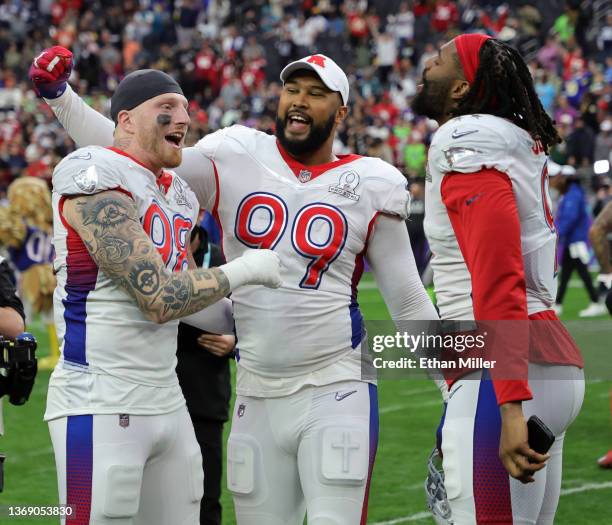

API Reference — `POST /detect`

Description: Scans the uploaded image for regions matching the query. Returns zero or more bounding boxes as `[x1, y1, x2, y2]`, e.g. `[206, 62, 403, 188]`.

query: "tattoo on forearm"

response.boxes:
[129, 260, 161, 296]
[66, 191, 230, 322]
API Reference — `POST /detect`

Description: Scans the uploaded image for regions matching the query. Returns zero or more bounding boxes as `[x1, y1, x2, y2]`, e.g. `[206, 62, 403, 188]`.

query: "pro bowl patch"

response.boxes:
[329, 170, 360, 201]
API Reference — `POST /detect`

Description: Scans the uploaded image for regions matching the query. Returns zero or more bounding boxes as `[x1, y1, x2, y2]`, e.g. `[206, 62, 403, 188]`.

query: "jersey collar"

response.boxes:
[276, 140, 361, 182]
[107, 147, 173, 194]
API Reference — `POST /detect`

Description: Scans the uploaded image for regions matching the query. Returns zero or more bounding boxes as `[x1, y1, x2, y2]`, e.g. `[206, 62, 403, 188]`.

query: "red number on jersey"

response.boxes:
[540, 162, 559, 275]
[172, 215, 193, 271]
[234, 194, 348, 289]
[143, 201, 193, 272]
[234, 192, 288, 249]
[292, 204, 348, 289]
[540, 163, 555, 232]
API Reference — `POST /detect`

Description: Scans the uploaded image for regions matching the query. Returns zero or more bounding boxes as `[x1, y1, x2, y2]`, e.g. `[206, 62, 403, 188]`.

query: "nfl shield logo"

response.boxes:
[298, 169, 312, 183]
[119, 414, 130, 428]
[73, 165, 98, 193]
[238, 404, 246, 418]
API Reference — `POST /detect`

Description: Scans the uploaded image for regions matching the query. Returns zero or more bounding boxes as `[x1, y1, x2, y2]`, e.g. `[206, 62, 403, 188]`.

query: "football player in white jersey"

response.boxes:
[31, 49, 438, 524]
[43, 68, 281, 525]
[412, 34, 585, 523]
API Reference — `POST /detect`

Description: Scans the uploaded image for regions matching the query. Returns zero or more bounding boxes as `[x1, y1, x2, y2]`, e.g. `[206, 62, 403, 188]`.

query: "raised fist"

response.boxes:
[29, 46, 74, 99]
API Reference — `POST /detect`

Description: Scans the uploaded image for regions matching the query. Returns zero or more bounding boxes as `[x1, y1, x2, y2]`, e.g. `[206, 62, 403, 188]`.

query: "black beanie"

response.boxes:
[110, 69, 184, 123]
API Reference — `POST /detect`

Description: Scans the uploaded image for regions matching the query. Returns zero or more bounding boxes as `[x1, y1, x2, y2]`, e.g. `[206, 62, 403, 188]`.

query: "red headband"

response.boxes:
[454, 34, 491, 85]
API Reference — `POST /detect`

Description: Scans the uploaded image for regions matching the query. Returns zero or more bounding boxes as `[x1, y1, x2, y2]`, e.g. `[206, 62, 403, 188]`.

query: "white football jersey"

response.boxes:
[191, 126, 409, 396]
[46, 146, 199, 420]
[424, 114, 557, 319]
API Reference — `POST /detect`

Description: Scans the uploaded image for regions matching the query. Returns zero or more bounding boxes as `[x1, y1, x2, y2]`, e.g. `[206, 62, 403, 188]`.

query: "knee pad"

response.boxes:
[186, 450, 204, 504]
[440, 425, 463, 501]
[103, 464, 143, 518]
[227, 435, 258, 496]
[319, 426, 368, 486]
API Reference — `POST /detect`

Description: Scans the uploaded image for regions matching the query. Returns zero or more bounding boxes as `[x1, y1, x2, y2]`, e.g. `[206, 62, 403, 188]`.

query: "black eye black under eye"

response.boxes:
[157, 114, 171, 126]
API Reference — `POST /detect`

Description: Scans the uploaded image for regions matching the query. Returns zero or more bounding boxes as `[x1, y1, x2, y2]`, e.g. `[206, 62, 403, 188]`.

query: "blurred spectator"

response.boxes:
[367, 137, 393, 164]
[567, 117, 596, 168]
[535, 71, 557, 115]
[537, 35, 562, 73]
[431, 0, 458, 34]
[417, 42, 437, 76]
[597, 13, 612, 62]
[555, 95, 578, 124]
[387, 1, 415, 53]
[403, 130, 427, 179]
[593, 177, 612, 218]
[595, 119, 612, 164]
[552, 6, 575, 44]
[406, 178, 429, 276]
[176, 0, 200, 49]
[0, 0, 607, 214]
[375, 30, 397, 86]
[551, 166, 604, 317]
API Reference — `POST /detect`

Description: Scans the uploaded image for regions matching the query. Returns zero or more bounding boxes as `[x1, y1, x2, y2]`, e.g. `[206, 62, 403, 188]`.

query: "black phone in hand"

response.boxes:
[527, 415, 555, 455]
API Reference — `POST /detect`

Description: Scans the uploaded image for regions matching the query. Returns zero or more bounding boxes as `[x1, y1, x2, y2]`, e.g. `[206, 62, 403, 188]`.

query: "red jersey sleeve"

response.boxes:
[440, 169, 532, 405]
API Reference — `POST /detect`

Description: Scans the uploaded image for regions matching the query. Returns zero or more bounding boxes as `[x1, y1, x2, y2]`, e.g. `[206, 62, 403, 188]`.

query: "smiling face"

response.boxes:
[411, 41, 469, 123]
[275, 70, 346, 158]
[118, 92, 190, 169]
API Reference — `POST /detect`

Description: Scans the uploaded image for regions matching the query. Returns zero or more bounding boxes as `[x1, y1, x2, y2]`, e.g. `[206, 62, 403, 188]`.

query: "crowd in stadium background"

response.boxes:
[0, 0, 610, 209]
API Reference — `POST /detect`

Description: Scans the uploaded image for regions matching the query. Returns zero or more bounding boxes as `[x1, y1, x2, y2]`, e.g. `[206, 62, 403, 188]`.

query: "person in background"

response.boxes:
[551, 165, 605, 317]
[0, 255, 25, 341]
[566, 116, 595, 169]
[589, 200, 612, 467]
[594, 119, 612, 169]
[593, 176, 612, 218]
[177, 225, 234, 525]
[0, 177, 58, 369]
[0, 253, 29, 492]
[405, 178, 429, 277]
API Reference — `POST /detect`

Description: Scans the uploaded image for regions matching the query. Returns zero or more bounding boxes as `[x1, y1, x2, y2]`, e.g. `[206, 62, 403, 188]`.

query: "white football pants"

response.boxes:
[441, 364, 584, 524]
[48, 406, 203, 525]
[227, 380, 378, 525]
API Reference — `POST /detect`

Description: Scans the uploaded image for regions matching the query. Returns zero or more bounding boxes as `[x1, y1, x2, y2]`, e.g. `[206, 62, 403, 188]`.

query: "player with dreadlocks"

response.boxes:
[415, 34, 585, 524]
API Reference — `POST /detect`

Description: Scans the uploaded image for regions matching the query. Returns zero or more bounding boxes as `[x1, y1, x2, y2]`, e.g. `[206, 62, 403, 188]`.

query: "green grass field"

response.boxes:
[1, 274, 610, 524]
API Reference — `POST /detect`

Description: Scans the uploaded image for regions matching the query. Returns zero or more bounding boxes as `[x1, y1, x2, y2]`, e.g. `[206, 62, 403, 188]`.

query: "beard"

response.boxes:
[275, 112, 336, 157]
[139, 127, 182, 168]
[160, 144, 182, 168]
[411, 77, 454, 121]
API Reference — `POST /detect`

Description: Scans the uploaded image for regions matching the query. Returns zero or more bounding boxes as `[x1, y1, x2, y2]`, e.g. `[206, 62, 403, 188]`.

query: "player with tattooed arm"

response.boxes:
[43, 68, 281, 525]
[31, 48, 438, 524]
[590, 201, 612, 468]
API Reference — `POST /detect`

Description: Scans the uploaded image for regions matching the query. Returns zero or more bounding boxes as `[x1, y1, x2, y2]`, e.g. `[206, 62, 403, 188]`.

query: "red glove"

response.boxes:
[29, 46, 74, 99]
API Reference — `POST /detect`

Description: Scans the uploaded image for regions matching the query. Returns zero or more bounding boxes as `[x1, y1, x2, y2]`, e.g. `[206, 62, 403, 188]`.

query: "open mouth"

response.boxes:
[164, 131, 184, 149]
[286, 112, 312, 134]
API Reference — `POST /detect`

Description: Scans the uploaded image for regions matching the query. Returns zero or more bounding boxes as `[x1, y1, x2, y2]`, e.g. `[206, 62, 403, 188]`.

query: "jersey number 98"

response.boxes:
[143, 201, 192, 272]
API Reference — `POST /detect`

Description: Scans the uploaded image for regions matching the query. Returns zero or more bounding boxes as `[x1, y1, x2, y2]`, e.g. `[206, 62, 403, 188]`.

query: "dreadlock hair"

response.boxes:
[452, 39, 561, 153]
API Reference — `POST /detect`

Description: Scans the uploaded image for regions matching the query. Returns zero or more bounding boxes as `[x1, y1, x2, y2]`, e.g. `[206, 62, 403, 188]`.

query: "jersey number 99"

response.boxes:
[235, 192, 348, 289]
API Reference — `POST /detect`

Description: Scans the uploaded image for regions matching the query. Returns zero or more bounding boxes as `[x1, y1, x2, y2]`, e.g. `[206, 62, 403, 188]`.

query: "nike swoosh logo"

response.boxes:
[69, 152, 92, 160]
[448, 384, 463, 400]
[451, 129, 479, 139]
[466, 193, 483, 206]
[335, 390, 358, 401]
